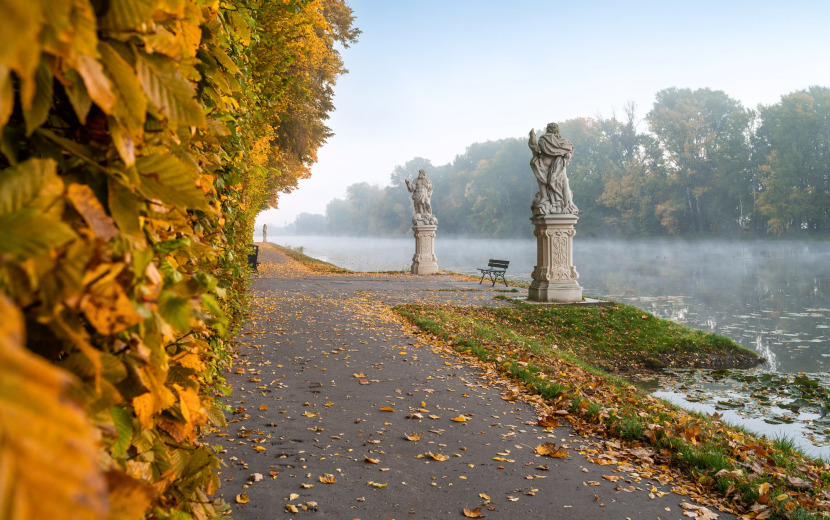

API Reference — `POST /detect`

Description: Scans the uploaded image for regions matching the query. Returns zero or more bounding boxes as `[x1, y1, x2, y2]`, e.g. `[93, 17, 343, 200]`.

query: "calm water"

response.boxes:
[271, 235, 830, 456]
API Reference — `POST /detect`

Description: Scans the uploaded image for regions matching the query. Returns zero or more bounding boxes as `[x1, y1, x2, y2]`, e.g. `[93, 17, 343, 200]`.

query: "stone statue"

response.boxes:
[528, 122, 578, 215]
[405, 169, 437, 225]
[262, 223, 267, 242]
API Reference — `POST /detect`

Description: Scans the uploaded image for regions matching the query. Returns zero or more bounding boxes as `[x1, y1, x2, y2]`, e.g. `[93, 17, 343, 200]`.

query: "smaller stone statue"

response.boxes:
[405, 169, 438, 225]
[262, 223, 267, 242]
[528, 122, 578, 215]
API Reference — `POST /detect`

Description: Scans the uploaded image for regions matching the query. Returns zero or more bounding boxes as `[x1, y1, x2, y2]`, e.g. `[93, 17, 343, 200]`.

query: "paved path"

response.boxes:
[208, 246, 733, 519]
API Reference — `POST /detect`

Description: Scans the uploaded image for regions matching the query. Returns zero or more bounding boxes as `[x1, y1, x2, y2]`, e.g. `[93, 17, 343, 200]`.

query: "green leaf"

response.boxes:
[108, 179, 142, 238]
[111, 406, 134, 458]
[23, 59, 53, 136]
[62, 68, 93, 124]
[98, 0, 154, 32]
[136, 154, 209, 210]
[99, 42, 147, 133]
[0, 158, 62, 215]
[136, 52, 206, 129]
[0, 209, 76, 262]
[159, 291, 192, 331]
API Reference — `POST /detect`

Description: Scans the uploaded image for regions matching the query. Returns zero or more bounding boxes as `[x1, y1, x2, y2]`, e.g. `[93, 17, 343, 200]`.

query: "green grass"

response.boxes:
[398, 300, 761, 374]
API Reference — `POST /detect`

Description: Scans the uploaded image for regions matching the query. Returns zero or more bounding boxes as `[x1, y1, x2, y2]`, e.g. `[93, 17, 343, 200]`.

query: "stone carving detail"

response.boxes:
[528, 123, 578, 216]
[410, 223, 438, 274]
[405, 169, 438, 225]
[528, 214, 582, 303]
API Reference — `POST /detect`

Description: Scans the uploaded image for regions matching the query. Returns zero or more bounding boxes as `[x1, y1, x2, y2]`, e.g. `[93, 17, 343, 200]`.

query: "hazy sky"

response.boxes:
[256, 0, 830, 227]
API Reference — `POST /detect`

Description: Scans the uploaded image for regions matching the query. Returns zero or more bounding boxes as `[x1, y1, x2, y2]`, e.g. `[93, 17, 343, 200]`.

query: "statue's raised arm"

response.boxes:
[528, 128, 539, 154]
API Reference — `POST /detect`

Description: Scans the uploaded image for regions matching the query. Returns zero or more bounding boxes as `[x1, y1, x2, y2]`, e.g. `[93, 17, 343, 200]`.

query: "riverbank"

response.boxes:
[266, 243, 830, 519]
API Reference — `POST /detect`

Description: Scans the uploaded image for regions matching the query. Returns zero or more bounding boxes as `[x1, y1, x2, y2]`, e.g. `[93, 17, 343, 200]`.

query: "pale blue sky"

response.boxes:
[258, 0, 830, 227]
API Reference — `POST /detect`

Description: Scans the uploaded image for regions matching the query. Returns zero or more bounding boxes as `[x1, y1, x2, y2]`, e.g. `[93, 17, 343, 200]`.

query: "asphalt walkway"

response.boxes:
[208, 246, 733, 519]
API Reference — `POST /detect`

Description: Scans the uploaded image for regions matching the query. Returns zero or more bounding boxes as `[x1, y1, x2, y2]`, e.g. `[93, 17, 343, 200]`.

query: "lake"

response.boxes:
[270, 235, 830, 456]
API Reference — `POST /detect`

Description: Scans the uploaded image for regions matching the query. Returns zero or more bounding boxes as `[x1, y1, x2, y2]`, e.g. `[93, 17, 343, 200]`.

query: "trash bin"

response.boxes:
[247, 244, 259, 272]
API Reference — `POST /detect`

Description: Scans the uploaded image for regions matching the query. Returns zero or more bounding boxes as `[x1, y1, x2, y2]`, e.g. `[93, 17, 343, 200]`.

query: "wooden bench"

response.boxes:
[247, 244, 260, 272]
[477, 259, 509, 287]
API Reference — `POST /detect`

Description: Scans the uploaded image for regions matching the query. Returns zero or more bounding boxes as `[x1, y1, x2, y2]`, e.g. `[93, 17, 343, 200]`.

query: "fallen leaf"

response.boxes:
[319, 474, 336, 484]
[235, 493, 249, 504]
[365, 456, 380, 464]
[379, 406, 395, 412]
[285, 504, 298, 513]
[367, 481, 387, 488]
[289, 493, 300, 500]
[536, 442, 568, 458]
[452, 415, 469, 423]
[405, 432, 424, 441]
[463, 506, 485, 518]
[429, 452, 449, 461]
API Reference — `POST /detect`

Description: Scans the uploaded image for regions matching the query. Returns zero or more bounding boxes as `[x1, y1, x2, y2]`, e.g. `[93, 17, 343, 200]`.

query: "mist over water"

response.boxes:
[270, 235, 830, 456]
[274, 235, 830, 374]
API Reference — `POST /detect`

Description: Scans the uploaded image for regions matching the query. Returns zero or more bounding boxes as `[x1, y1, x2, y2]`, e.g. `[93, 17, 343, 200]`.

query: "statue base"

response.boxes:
[528, 214, 583, 303]
[411, 224, 438, 274]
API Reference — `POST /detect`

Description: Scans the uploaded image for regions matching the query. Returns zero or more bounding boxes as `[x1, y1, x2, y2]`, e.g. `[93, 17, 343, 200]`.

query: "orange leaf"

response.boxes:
[463, 506, 484, 518]
[379, 406, 395, 412]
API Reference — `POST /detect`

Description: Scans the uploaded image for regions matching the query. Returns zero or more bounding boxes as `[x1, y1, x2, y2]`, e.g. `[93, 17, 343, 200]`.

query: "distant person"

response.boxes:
[528, 122, 578, 215]
[405, 169, 437, 225]
[262, 224, 267, 243]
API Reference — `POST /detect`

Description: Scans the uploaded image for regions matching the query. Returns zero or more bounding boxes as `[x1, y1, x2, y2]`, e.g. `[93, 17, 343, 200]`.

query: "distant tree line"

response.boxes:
[276, 86, 830, 238]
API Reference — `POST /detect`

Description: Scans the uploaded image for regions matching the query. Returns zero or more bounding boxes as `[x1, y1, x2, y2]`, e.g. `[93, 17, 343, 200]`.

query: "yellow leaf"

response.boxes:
[429, 452, 449, 461]
[76, 53, 115, 113]
[367, 481, 387, 488]
[379, 406, 395, 412]
[405, 432, 424, 441]
[319, 474, 336, 484]
[451, 415, 469, 422]
[285, 504, 298, 513]
[536, 442, 568, 458]
[105, 470, 155, 520]
[303, 412, 318, 417]
[253, 446, 266, 452]
[758, 482, 770, 496]
[0, 295, 107, 520]
[80, 279, 143, 335]
[236, 493, 249, 504]
[463, 506, 484, 518]
[364, 456, 380, 464]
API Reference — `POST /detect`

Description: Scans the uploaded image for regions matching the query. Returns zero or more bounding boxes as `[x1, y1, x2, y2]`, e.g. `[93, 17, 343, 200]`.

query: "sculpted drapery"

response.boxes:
[528, 123, 578, 215]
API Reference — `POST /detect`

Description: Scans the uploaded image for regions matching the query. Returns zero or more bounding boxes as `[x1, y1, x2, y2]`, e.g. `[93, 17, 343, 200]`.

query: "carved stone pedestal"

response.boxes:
[411, 224, 438, 274]
[528, 214, 583, 303]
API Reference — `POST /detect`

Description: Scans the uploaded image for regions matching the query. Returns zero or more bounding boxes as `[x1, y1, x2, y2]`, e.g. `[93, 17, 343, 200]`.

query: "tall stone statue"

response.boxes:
[405, 169, 438, 274]
[405, 169, 437, 225]
[262, 223, 267, 243]
[528, 123, 578, 215]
